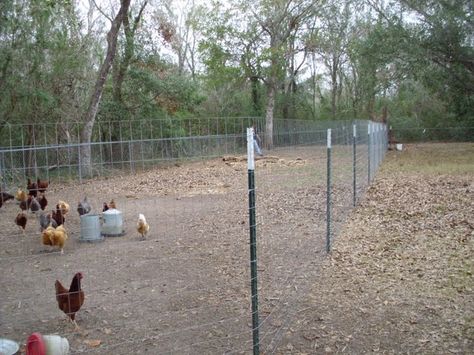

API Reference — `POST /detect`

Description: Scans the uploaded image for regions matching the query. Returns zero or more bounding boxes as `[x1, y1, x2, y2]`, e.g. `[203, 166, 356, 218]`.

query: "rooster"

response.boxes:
[55, 272, 85, 329]
[137, 213, 150, 239]
[15, 212, 27, 235]
[77, 196, 91, 216]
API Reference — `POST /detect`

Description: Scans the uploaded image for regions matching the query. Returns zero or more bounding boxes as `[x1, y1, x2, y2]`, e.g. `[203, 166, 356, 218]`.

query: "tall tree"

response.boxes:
[245, 0, 318, 149]
[80, 0, 131, 177]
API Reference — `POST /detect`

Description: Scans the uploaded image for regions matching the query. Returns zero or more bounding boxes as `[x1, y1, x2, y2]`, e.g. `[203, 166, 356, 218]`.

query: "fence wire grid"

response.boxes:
[0, 118, 386, 354]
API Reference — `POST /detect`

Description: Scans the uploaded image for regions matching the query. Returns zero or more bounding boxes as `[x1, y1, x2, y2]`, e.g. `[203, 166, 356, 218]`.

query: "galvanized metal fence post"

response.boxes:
[326, 128, 332, 253]
[367, 122, 371, 184]
[352, 124, 357, 207]
[247, 127, 260, 355]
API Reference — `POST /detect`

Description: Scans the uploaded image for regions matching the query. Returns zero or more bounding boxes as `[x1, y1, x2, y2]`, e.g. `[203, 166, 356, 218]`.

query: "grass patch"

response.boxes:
[383, 143, 474, 174]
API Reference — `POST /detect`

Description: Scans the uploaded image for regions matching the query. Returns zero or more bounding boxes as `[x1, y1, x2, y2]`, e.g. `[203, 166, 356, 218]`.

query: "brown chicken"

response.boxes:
[19, 196, 32, 211]
[37, 178, 49, 194]
[55, 272, 85, 328]
[15, 212, 27, 235]
[42, 225, 68, 254]
[52, 205, 65, 226]
[38, 194, 48, 211]
[27, 178, 38, 197]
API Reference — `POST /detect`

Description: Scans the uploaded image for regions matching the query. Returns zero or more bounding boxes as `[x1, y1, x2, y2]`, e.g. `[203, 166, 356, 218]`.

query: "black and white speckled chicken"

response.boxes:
[29, 196, 41, 214]
[40, 212, 57, 231]
[77, 197, 91, 216]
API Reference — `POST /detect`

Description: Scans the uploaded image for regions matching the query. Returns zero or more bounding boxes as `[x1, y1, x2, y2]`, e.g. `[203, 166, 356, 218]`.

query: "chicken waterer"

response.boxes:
[79, 214, 104, 242]
[101, 208, 125, 237]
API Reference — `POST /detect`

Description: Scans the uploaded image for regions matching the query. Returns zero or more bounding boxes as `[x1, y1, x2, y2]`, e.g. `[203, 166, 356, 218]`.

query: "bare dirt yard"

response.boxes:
[0, 142, 473, 354]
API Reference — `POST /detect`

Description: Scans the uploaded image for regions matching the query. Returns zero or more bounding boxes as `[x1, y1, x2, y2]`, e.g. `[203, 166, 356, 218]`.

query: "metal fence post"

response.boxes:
[326, 128, 332, 253]
[247, 127, 260, 355]
[352, 124, 357, 207]
[367, 123, 371, 184]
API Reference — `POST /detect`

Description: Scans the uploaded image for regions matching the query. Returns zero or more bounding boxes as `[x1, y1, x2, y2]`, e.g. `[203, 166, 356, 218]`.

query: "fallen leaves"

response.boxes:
[84, 339, 101, 347]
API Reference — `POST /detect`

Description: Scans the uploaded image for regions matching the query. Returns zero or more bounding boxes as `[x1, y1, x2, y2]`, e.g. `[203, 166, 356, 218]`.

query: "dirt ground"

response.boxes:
[0, 143, 473, 354]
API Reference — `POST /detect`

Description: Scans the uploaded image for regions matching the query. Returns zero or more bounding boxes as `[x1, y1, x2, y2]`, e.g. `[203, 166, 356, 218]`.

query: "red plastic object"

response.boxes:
[26, 332, 46, 355]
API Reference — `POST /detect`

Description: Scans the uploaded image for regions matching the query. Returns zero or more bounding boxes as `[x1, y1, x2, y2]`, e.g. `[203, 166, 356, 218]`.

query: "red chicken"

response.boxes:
[38, 194, 48, 211]
[27, 178, 38, 197]
[15, 212, 27, 235]
[55, 272, 85, 328]
[37, 177, 49, 194]
[52, 204, 65, 226]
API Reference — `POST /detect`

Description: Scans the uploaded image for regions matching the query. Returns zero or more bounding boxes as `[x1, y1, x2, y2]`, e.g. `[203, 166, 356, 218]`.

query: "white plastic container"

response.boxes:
[101, 209, 124, 237]
[396, 143, 403, 151]
[43, 335, 69, 355]
[80, 214, 103, 242]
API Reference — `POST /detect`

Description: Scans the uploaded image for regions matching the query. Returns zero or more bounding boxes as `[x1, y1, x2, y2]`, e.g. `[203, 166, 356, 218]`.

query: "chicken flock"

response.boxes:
[1, 177, 151, 330]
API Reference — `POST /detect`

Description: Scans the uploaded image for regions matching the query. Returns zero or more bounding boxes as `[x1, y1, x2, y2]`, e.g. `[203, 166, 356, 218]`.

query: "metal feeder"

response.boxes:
[101, 209, 125, 237]
[79, 214, 104, 242]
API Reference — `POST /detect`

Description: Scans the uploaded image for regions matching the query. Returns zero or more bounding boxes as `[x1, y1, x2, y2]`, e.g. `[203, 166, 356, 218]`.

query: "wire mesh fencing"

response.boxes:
[0, 118, 386, 354]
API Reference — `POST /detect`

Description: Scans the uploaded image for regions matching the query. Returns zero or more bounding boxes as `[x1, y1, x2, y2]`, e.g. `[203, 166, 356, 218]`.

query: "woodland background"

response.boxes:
[0, 0, 472, 149]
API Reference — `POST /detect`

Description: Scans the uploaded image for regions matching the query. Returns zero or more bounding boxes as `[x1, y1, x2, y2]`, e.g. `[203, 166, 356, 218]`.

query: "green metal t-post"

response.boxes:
[247, 127, 260, 355]
[368, 123, 371, 184]
[352, 124, 357, 207]
[326, 128, 332, 253]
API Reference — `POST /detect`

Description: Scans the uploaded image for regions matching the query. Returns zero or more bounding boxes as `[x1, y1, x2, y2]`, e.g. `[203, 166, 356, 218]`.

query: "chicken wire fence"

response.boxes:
[0, 118, 386, 354]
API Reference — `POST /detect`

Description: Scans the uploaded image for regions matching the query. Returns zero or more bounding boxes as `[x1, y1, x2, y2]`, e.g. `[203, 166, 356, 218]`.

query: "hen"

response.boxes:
[55, 272, 85, 328]
[38, 194, 48, 211]
[108, 199, 116, 209]
[52, 205, 65, 226]
[77, 196, 91, 216]
[39, 213, 57, 231]
[58, 200, 70, 215]
[42, 225, 68, 254]
[15, 212, 27, 235]
[102, 202, 109, 212]
[37, 178, 49, 194]
[27, 178, 38, 197]
[137, 213, 150, 239]
[19, 195, 32, 212]
[29, 196, 41, 214]
[15, 189, 27, 202]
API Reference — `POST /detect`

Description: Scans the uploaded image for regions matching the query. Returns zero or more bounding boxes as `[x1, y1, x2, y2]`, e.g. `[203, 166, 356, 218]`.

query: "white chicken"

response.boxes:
[137, 213, 150, 239]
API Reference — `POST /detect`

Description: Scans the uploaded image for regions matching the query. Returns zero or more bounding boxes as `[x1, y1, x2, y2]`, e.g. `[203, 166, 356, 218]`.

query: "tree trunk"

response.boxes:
[265, 82, 275, 150]
[250, 76, 261, 116]
[80, 0, 131, 178]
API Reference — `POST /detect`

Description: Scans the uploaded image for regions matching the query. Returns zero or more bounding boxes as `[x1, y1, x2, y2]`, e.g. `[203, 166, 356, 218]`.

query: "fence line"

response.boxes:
[0, 117, 389, 354]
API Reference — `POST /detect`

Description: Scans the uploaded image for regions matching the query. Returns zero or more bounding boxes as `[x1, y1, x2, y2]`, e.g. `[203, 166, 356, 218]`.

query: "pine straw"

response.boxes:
[276, 143, 474, 354]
